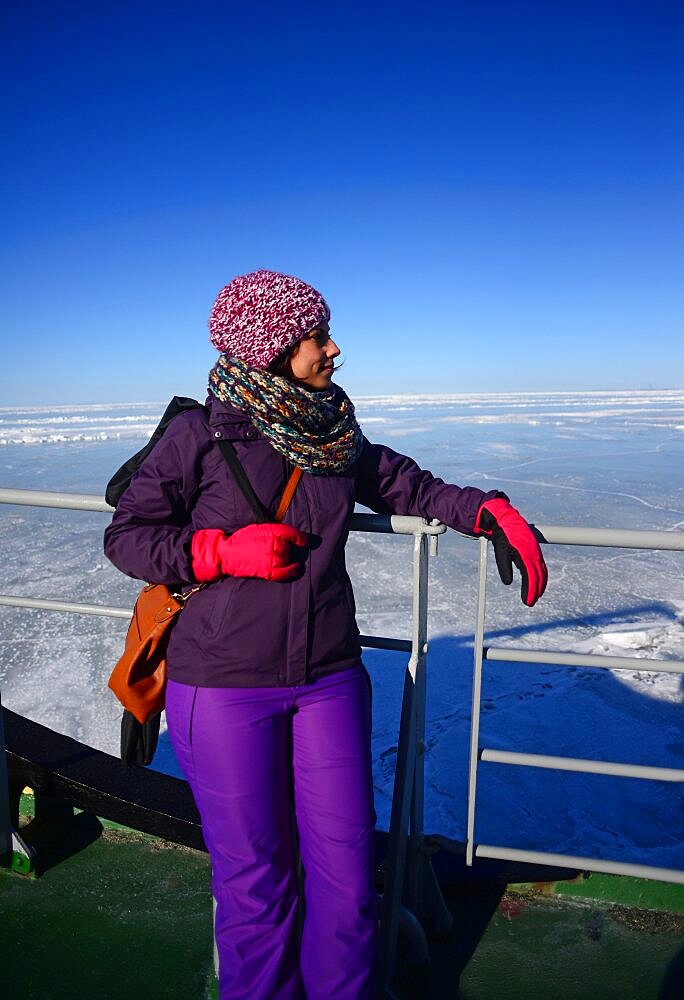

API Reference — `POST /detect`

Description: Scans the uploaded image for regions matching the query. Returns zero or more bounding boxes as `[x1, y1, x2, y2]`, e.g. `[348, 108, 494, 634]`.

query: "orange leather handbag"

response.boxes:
[108, 583, 204, 724]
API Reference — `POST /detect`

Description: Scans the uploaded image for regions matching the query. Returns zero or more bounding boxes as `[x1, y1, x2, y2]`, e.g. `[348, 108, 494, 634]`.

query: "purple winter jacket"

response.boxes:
[104, 396, 498, 688]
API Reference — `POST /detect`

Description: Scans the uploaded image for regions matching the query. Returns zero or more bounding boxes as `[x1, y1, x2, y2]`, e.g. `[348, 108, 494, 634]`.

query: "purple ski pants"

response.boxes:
[165, 667, 377, 999]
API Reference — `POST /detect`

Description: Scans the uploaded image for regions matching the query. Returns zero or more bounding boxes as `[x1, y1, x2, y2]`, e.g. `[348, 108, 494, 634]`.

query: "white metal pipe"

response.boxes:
[466, 537, 489, 867]
[533, 523, 684, 551]
[0, 596, 419, 646]
[0, 488, 447, 538]
[380, 528, 442, 988]
[451, 522, 684, 551]
[0, 597, 417, 659]
[407, 533, 429, 911]
[485, 646, 684, 675]
[392, 515, 446, 537]
[379, 663, 418, 987]
[480, 748, 684, 782]
[0, 594, 131, 619]
[0, 487, 113, 513]
[475, 844, 684, 885]
[2, 488, 683, 550]
[350, 513, 446, 535]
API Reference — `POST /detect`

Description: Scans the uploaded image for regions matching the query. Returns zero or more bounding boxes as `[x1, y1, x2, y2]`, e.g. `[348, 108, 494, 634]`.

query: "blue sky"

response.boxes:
[1, 1, 682, 403]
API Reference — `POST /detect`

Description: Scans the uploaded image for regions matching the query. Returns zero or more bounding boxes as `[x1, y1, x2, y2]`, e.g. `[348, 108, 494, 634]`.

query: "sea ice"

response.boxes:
[0, 391, 682, 869]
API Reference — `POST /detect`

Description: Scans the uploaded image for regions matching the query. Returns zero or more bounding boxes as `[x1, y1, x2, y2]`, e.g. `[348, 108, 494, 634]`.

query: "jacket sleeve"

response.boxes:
[354, 437, 501, 536]
[103, 411, 209, 584]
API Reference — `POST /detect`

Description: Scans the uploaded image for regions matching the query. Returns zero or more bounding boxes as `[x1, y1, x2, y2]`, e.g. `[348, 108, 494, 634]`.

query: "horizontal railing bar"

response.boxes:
[533, 523, 684, 551]
[484, 646, 684, 674]
[475, 844, 684, 885]
[350, 513, 446, 536]
[0, 489, 445, 537]
[0, 488, 113, 513]
[0, 595, 131, 619]
[480, 748, 684, 782]
[359, 634, 412, 652]
[2, 489, 683, 549]
[0, 595, 414, 654]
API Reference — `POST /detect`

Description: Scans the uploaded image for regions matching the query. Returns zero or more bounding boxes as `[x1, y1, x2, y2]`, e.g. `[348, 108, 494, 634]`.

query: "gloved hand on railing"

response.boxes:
[191, 524, 308, 583]
[474, 497, 548, 607]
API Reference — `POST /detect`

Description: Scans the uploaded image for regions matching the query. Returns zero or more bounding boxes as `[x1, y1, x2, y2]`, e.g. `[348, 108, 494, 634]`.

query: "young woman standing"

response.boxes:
[104, 269, 547, 999]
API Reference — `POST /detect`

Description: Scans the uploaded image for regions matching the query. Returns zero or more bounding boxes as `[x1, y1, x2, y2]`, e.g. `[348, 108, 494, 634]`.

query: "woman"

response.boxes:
[104, 269, 547, 999]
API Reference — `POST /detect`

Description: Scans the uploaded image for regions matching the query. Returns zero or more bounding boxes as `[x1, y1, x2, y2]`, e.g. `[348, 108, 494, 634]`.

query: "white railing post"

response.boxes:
[378, 660, 418, 990]
[465, 536, 489, 867]
[379, 523, 453, 994]
[407, 531, 429, 911]
[378, 529, 426, 989]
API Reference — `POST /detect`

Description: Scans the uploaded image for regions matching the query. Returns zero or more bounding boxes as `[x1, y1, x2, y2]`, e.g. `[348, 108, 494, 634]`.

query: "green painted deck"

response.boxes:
[2, 806, 682, 999]
[440, 885, 683, 1000]
[1, 826, 215, 999]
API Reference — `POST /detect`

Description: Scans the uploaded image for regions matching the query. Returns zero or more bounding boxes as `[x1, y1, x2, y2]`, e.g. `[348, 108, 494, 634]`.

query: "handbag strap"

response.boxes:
[215, 439, 301, 524]
[274, 467, 302, 523]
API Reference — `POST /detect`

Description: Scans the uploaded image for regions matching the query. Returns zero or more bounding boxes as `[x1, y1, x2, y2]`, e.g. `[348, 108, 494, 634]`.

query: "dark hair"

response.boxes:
[267, 348, 294, 379]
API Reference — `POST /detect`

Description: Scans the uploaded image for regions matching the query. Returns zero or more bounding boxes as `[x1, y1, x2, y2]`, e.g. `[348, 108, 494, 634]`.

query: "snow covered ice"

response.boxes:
[1, 390, 682, 871]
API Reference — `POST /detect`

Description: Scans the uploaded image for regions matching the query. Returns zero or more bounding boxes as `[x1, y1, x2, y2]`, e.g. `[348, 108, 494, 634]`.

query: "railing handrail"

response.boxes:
[533, 523, 684, 551]
[2, 487, 684, 550]
[0, 487, 113, 513]
[0, 487, 446, 537]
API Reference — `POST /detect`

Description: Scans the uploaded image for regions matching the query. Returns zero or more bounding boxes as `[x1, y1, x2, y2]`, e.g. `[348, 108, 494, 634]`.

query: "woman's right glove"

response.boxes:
[474, 497, 548, 607]
[191, 524, 308, 583]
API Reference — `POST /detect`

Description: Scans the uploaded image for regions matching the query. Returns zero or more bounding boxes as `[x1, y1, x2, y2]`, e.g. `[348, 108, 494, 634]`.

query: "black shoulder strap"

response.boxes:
[215, 439, 269, 524]
[105, 397, 203, 508]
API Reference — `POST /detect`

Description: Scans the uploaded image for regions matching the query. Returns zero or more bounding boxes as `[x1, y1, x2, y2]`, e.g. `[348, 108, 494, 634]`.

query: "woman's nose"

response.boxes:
[327, 338, 341, 358]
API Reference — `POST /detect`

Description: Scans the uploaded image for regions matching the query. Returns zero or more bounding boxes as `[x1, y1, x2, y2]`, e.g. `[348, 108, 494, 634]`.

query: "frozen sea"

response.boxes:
[0, 390, 682, 872]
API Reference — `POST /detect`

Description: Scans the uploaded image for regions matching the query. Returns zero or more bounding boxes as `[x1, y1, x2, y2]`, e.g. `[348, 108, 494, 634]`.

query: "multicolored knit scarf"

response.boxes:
[208, 356, 364, 475]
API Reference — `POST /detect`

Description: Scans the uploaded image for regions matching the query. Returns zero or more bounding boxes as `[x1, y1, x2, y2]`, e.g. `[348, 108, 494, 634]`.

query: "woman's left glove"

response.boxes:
[474, 497, 548, 607]
[191, 524, 308, 583]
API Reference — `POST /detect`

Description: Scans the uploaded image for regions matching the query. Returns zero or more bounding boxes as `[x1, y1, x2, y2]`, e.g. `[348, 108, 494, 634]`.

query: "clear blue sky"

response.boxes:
[1, 1, 682, 404]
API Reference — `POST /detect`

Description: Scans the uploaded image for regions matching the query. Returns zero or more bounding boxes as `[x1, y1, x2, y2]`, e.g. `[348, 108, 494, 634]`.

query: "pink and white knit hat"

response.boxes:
[208, 269, 331, 369]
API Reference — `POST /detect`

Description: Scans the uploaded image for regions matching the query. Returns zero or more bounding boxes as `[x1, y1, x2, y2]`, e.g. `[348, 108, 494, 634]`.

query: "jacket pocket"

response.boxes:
[194, 578, 240, 643]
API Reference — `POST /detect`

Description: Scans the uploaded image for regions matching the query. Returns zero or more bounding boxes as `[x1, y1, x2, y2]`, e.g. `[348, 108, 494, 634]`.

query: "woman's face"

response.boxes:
[288, 322, 341, 390]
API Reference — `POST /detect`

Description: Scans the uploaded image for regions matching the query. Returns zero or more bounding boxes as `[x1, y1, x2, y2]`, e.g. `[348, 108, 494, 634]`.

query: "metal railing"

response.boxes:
[1, 489, 683, 994]
[466, 523, 684, 887]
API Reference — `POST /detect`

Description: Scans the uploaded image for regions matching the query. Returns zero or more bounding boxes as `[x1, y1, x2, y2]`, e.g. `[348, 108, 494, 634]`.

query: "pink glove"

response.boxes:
[474, 497, 548, 607]
[191, 524, 308, 583]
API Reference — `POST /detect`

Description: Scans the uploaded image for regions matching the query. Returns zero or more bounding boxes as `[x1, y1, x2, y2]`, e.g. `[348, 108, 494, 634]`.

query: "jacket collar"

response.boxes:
[204, 394, 260, 441]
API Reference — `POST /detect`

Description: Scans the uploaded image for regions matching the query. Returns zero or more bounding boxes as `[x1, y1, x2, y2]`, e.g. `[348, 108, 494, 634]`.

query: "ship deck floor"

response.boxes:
[2, 818, 682, 999]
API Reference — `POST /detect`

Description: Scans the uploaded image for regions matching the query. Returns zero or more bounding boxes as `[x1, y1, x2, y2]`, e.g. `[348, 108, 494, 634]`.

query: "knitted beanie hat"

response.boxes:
[208, 269, 331, 369]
